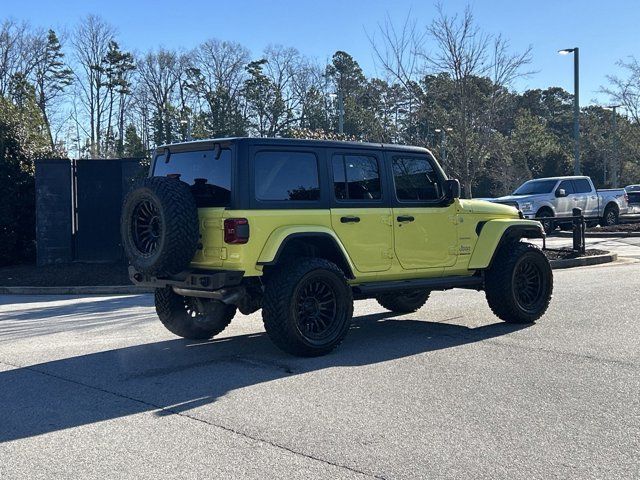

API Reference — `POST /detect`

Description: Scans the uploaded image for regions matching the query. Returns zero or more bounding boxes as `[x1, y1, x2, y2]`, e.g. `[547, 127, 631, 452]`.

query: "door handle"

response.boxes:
[340, 216, 360, 223]
[397, 215, 415, 222]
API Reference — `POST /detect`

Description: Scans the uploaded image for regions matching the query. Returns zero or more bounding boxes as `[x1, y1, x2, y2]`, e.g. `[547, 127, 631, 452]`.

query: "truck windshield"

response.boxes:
[153, 148, 231, 207]
[513, 180, 557, 195]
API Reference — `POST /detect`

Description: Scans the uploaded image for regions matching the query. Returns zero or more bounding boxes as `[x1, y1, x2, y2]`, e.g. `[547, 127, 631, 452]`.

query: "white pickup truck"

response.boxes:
[489, 176, 629, 232]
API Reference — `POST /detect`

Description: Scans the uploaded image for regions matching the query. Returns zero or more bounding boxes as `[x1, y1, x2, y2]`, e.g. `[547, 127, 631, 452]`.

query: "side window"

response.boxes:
[573, 179, 592, 193]
[558, 180, 575, 195]
[392, 156, 441, 201]
[332, 154, 382, 201]
[254, 151, 320, 201]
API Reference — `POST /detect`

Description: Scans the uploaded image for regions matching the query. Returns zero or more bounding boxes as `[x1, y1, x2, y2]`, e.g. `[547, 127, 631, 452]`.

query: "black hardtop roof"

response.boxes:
[157, 137, 432, 155]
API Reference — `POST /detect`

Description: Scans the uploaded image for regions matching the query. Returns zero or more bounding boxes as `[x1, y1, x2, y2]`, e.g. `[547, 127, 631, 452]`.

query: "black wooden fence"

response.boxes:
[35, 158, 145, 266]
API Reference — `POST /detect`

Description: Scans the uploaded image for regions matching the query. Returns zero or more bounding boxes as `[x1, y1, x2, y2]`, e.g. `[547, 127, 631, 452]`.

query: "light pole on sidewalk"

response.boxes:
[606, 104, 622, 186]
[434, 127, 453, 168]
[559, 47, 580, 175]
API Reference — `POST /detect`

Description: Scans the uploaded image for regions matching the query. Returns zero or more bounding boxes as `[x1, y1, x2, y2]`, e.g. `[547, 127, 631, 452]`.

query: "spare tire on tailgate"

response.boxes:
[121, 176, 199, 277]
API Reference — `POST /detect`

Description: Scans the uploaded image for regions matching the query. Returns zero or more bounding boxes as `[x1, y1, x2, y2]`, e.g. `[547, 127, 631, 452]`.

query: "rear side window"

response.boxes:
[153, 149, 231, 207]
[392, 156, 441, 201]
[558, 180, 575, 194]
[332, 154, 382, 201]
[254, 151, 320, 201]
[573, 179, 592, 193]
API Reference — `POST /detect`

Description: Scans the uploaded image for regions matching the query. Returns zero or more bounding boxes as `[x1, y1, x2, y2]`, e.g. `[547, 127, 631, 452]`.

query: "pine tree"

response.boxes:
[32, 29, 73, 151]
[102, 41, 135, 156]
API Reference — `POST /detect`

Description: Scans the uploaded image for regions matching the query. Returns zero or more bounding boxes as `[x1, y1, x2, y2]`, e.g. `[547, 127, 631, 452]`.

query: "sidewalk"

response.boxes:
[536, 235, 640, 260]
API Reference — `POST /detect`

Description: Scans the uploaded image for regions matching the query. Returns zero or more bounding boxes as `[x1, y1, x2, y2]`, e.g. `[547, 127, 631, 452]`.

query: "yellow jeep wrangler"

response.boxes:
[122, 138, 552, 356]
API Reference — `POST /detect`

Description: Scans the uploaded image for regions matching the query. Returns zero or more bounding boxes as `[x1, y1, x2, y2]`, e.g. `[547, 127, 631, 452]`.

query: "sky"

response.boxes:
[3, 0, 639, 105]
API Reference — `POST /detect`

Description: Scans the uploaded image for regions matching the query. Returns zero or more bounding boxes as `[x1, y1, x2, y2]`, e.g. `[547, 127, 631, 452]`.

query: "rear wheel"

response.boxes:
[601, 205, 619, 226]
[155, 287, 236, 339]
[376, 290, 430, 313]
[262, 258, 353, 357]
[485, 242, 553, 323]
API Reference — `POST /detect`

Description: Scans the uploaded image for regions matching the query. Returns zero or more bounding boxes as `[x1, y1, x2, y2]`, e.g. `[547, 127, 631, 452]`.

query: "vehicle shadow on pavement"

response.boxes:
[0, 312, 529, 443]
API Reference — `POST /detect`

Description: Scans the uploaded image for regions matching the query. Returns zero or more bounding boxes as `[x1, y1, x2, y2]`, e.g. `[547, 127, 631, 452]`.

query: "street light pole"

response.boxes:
[435, 127, 452, 169]
[337, 88, 344, 135]
[607, 104, 621, 186]
[559, 47, 580, 175]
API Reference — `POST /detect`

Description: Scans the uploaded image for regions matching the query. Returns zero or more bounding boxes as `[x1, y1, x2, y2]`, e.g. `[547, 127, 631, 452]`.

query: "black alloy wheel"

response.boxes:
[294, 277, 339, 343]
[131, 199, 162, 257]
[512, 257, 545, 314]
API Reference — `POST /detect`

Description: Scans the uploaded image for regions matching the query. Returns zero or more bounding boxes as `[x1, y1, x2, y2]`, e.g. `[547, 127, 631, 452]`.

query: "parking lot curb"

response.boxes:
[552, 231, 640, 238]
[0, 285, 153, 295]
[549, 253, 617, 270]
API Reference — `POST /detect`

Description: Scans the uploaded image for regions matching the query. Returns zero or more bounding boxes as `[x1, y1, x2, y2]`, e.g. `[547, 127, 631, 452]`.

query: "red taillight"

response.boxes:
[224, 218, 249, 244]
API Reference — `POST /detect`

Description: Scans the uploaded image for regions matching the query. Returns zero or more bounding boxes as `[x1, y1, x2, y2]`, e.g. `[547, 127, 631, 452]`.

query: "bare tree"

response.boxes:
[602, 57, 640, 125]
[71, 15, 115, 156]
[136, 48, 186, 145]
[421, 4, 531, 197]
[189, 39, 249, 136]
[368, 11, 426, 135]
[0, 20, 38, 97]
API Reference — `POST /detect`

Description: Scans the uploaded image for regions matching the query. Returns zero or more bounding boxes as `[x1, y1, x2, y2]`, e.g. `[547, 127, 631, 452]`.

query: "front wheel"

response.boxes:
[155, 287, 236, 339]
[262, 258, 353, 357]
[536, 209, 555, 234]
[485, 242, 553, 323]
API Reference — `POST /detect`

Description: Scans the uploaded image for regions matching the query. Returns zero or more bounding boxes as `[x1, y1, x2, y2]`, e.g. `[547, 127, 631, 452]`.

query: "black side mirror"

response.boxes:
[556, 188, 567, 198]
[445, 179, 461, 200]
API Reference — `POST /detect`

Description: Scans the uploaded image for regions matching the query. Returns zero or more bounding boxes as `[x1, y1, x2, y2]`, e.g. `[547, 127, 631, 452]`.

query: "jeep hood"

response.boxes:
[459, 199, 519, 217]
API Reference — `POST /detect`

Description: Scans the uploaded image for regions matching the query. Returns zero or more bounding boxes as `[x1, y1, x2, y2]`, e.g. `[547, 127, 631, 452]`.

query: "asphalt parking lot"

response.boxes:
[1, 259, 639, 479]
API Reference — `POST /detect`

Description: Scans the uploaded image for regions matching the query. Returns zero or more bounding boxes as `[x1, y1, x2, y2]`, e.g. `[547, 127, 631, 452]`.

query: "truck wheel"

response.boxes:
[121, 177, 199, 277]
[376, 290, 430, 313]
[485, 242, 553, 324]
[155, 287, 236, 340]
[536, 209, 555, 234]
[601, 205, 619, 226]
[262, 258, 353, 357]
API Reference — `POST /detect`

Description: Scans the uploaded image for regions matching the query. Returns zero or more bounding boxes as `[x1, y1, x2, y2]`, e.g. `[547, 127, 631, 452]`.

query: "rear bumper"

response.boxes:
[128, 266, 244, 292]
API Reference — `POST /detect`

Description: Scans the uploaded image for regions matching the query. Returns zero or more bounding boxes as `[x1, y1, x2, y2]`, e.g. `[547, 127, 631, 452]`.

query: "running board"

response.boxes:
[353, 274, 484, 297]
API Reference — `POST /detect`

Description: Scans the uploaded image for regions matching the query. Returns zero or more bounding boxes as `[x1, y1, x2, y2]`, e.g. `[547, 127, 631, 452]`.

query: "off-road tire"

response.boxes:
[376, 290, 430, 313]
[155, 287, 236, 340]
[601, 205, 619, 226]
[121, 176, 199, 277]
[485, 242, 553, 324]
[262, 258, 353, 357]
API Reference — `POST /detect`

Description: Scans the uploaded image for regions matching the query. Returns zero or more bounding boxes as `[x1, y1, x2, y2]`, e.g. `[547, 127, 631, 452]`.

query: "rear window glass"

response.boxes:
[153, 149, 231, 207]
[332, 154, 381, 201]
[254, 151, 320, 201]
[573, 179, 592, 193]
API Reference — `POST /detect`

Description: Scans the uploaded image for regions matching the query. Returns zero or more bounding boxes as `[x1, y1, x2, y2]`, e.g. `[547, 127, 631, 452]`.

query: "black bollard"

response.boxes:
[572, 207, 586, 254]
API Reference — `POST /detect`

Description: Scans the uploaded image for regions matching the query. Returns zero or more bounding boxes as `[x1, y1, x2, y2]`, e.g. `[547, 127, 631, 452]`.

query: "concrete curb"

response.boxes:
[0, 285, 153, 295]
[549, 253, 617, 270]
[552, 231, 640, 238]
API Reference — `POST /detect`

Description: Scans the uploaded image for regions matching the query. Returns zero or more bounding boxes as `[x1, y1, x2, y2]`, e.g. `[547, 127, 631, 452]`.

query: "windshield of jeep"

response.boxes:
[512, 179, 557, 196]
[153, 149, 231, 207]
